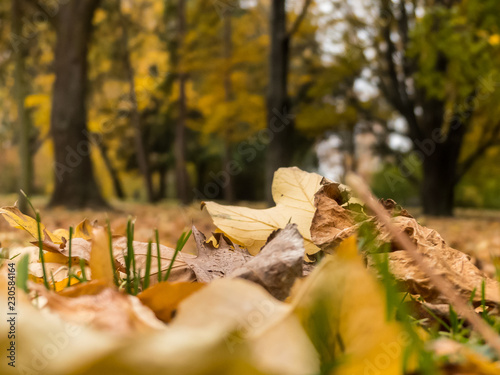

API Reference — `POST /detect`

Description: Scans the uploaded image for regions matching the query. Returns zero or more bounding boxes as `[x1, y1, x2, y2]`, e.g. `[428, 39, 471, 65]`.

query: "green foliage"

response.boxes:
[370, 159, 421, 206]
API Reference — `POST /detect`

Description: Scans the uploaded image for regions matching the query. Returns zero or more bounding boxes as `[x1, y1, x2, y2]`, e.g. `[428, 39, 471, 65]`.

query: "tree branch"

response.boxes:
[456, 121, 500, 182]
[287, 0, 312, 38]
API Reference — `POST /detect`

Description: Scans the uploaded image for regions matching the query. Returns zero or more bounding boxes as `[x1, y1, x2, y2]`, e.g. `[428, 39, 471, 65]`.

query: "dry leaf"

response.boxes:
[53, 219, 94, 241]
[31, 283, 165, 335]
[368, 216, 500, 305]
[310, 180, 356, 251]
[0, 206, 62, 243]
[309, 183, 500, 306]
[231, 224, 304, 300]
[137, 281, 206, 323]
[203, 167, 324, 256]
[112, 238, 196, 283]
[89, 228, 115, 286]
[184, 226, 251, 282]
[171, 278, 319, 375]
[291, 237, 407, 375]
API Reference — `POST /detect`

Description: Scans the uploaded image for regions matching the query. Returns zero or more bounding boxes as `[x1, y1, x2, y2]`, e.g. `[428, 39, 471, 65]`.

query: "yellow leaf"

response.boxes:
[138, 282, 206, 323]
[75, 219, 93, 240]
[489, 34, 500, 46]
[89, 228, 115, 286]
[172, 278, 319, 375]
[291, 237, 407, 375]
[203, 167, 323, 256]
[0, 206, 62, 243]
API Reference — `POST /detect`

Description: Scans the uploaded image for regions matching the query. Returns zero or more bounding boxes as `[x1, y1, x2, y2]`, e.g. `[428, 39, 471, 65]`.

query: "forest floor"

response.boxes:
[1, 194, 499, 275]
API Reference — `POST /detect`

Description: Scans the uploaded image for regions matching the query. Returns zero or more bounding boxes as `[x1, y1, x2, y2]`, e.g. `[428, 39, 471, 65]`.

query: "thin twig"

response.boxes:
[346, 173, 500, 355]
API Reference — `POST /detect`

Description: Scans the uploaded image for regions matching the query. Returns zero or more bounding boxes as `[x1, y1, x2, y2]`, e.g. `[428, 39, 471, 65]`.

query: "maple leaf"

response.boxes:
[202, 167, 327, 257]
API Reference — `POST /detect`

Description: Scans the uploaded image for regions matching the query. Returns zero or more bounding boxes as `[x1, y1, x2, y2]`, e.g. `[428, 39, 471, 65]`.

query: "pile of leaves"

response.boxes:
[1, 167, 500, 374]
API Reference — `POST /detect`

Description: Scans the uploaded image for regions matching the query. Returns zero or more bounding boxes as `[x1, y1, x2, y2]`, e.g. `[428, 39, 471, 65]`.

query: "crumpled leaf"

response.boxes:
[310, 182, 500, 306]
[203, 167, 324, 256]
[137, 281, 206, 323]
[31, 282, 165, 335]
[89, 227, 115, 286]
[231, 224, 305, 300]
[183, 226, 251, 282]
[0, 206, 62, 243]
[171, 278, 320, 375]
[112, 238, 196, 283]
[29, 235, 196, 285]
[310, 180, 356, 251]
[53, 218, 94, 241]
[369, 216, 500, 305]
[291, 236, 407, 375]
[1, 271, 263, 375]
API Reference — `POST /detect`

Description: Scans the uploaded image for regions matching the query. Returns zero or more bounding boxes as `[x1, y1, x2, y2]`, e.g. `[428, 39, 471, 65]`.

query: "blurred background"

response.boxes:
[1, 0, 500, 217]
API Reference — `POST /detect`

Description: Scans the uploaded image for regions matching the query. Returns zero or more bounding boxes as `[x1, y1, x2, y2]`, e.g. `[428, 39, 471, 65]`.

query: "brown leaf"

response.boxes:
[137, 282, 206, 323]
[30, 234, 196, 284]
[183, 226, 251, 282]
[231, 224, 304, 300]
[31, 282, 165, 335]
[364, 216, 500, 305]
[89, 228, 115, 286]
[310, 181, 356, 250]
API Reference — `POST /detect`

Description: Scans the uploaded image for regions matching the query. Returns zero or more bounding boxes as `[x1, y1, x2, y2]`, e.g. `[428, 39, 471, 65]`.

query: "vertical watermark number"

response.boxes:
[6, 262, 17, 368]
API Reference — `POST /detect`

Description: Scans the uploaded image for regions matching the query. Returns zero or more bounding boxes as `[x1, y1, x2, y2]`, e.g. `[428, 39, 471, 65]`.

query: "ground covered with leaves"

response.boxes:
[1, 168, 500, 374]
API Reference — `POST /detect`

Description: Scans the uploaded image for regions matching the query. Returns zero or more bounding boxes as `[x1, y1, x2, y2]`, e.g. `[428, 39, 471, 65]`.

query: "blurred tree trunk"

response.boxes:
[92, 134, 125, 199]
[48, 0, 107, 208]
[266, 0, 291, 205]
[118, 0, 155, 203]
[12, 0, 33, 214]
[223, 13, 235, 203]
[265, 0, 311, 205]
[175, 0, 191, 204]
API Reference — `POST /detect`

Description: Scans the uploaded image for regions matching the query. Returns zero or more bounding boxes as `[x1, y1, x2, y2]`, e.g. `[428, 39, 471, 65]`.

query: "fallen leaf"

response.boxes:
[368, 216, 500, 305]
[89, 227, 115, 286]
[31, 282, 165, 335]
[0, 206, 62, 243]
[172, 278, 320, 375]
[309, 184, 500, 306]
[112, 238, 196, 284]
[310, 180, 356, 250]
[291, 236, 407, 375]
[231, 224, 304, 300]
[58, 279, 111, 297]
[138, 281, 206, 323]
[203, 167, 324, 256]
[183, 226, 251, 282]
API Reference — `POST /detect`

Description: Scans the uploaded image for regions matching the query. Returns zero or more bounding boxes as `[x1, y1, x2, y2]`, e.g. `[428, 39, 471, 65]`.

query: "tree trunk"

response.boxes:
[157, 164, 168, 201]
[222, 13, 235, 203]
[421, 146, 456, 216]
[12, 0, 33, 214]
[175, 0, 191, 204]
[48, 0, 107, 209]
[118, 0, 155, 203]
[93, 134, 125, 199]
[265, 0, 293, 204]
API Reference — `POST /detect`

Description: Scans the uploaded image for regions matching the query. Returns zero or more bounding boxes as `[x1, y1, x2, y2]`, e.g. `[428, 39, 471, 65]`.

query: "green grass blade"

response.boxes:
[16, 253, 29, 293]
[67, 226, 74, 287]
[125, 219, 134, 294]
[79, 258, 87, 282]
[106, 219, 118, 286]
[143, 239, 152, 290]
[155, 229, 162, 283]
[35, 211, 50, 290]
[163, 230, 191, 282]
